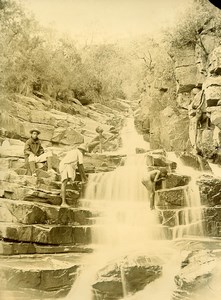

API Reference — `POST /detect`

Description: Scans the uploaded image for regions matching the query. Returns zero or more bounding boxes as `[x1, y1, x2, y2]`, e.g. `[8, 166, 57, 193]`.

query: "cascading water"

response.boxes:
[67, 118, 206, 300]
[166, 152, 204, 240]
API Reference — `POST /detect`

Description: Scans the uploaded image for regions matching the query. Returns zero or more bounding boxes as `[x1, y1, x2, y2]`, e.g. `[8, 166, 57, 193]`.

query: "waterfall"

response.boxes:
[166, 152, 204, 239]
[82, 153, 162, 248]
[67, 118, 205, 300]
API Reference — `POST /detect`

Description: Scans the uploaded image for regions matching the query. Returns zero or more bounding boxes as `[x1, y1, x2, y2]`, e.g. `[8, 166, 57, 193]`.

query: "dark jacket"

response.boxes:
[24, 138, 44, 158]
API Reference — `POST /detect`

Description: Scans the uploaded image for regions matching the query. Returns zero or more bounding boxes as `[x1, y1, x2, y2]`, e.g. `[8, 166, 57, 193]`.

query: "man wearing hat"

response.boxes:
[24, 128, 54, 176]
[59, 144, 88, 206]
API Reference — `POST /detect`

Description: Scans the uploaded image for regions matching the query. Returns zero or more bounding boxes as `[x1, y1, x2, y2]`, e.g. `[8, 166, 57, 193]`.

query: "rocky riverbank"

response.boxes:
[0, 94, 129, 298]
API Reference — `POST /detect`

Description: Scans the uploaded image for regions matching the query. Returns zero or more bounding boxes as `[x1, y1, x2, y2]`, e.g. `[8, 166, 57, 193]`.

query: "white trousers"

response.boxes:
[28, 151, 52, 163]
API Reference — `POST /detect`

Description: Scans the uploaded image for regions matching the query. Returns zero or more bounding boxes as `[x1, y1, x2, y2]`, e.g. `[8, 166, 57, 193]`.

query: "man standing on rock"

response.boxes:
[59, 144, 88, 207]
[24, 128, 54, 176]
[142, 169, 168, 210]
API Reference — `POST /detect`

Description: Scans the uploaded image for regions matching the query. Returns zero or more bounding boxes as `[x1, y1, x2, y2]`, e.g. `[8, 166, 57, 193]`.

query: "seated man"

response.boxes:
[142, 169, 168, 210]
[88, 126, 117, 153]
[24, 128, 54, 176]
[59, 144, 88, 207]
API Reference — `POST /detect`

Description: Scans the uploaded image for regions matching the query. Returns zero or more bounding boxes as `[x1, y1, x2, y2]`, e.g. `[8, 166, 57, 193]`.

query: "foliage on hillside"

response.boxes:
[164, 0, 221, 53]
[0, 0, 130, 103]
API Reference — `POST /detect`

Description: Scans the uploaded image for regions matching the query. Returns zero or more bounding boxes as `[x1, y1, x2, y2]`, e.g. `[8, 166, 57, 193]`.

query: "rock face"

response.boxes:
[196, 175, 221, 237]
[92, 255, 162, 300]
[0, 94, 123, 148]
[135, 20, 221, 164]
[197, 175, 221, 206]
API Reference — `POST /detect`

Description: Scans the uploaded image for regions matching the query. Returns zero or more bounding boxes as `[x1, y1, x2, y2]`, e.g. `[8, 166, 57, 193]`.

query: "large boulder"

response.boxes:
[163, 173, 191, 189]
[51, 127, 84, 145]
[174, 250, 216, 291]
[92, 255, 162, 300]
[0, 255, 80, 296]
[155, 186, 189, 209]
[197, 175, 221, 206]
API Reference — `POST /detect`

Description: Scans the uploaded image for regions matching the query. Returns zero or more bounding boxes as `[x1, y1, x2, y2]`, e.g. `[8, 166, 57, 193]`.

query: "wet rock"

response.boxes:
[202, 207, 221, 237]
[179, 152, 212, 172]
[164, 174, 191, 189]
[174, 250, 216, 291]
[157, 210, 178, 227]
[155, 186, 189, 209]
[92, 255, 162, 300]
[197, 175, 221, 206]
[156, 209, 192, 228]
[73, 226, 92, 244]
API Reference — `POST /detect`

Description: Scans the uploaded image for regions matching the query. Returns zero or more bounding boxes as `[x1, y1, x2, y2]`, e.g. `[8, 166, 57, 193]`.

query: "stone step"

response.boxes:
[0, 182, 80, 206]
[0, 198, 92, 225]
[0, 254, 84, 295]
[155, 186, 190, 209]
[0, 171, 82, 206]
[0, 223, 92, 245]
[0, 240, 93, 255]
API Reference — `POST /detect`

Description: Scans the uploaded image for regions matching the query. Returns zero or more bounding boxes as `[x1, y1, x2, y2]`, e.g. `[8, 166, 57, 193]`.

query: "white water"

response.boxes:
[66, 118, 208, 300]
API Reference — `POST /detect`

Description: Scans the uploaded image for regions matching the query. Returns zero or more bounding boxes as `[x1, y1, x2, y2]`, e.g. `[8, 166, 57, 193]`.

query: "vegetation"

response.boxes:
[1, 0, 221, 107]
[164, 0, 221, 54]
[0, 0, 132, 103]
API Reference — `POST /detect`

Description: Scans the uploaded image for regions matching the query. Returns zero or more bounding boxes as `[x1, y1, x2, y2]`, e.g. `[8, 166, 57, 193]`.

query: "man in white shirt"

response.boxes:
[59, 144, 88, 206]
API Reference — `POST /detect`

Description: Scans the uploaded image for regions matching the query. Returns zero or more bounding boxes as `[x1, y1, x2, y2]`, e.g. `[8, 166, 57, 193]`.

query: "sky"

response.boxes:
[22, 0, 191, 44]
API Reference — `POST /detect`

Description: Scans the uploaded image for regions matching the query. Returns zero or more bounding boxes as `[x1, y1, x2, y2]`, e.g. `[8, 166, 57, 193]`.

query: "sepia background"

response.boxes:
[0, 0, 221, 299]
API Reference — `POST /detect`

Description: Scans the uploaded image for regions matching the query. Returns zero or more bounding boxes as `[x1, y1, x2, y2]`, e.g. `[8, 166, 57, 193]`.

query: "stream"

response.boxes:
[66, 117, 221, 300]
